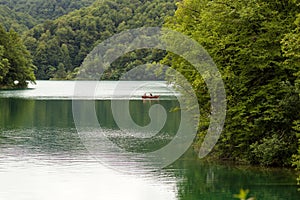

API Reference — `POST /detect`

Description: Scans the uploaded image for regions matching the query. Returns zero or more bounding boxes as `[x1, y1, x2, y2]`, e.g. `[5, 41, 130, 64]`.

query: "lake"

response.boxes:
[0, 81, 299, 200]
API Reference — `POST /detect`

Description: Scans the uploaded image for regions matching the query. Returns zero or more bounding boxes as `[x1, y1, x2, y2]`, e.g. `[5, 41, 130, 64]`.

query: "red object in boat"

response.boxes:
[142, 93, 159, 99]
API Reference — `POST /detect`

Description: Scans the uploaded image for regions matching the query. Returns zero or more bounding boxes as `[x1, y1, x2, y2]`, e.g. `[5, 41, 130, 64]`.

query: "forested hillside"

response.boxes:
[0, 4, 35, 32]
[164, 0, 300, 167]
[0, 0, 95, 31]
[23, 0, 177, 79]
[0, 0, 99, 86]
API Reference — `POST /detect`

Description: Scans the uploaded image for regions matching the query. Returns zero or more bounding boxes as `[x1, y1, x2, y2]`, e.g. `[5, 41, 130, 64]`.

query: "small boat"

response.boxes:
[142, 93, 159, 99]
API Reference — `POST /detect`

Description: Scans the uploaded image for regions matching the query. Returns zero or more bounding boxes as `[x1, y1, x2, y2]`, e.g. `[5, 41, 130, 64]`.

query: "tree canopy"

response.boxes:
[0, 0, 95, 32]
[0, 25, 35, 89]
[0, 4, 35, 33]
[164, 0, 300, 166]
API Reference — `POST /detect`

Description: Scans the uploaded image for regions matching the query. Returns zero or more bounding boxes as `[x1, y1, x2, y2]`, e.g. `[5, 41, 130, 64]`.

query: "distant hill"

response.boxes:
[23, 0, 177, 79]
[0, 0, 95, 31]
[0, 5, 36, 32]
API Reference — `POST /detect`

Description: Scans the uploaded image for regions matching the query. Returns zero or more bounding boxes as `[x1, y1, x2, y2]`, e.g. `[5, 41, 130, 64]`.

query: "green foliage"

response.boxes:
[0, 0, 95, 35]
[0, 46, 10, 82]
[234, 189, 255, 200]
[53, 63, 67, 79]
[250, 134, 290, 166]
[164, 0, 300, 166]
[281, 13, 300, 183]
[0, 5, 35, 33]
[101, 49, 167, 80]
[23, 0, 177, 80]
[0, 25, 36, 89]
[0, 0, 95, 26]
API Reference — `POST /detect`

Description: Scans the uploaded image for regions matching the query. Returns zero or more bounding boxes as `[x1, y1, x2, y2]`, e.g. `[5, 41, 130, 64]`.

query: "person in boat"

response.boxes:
[142, 92, 159, 99]
[143, 92, 153, 97]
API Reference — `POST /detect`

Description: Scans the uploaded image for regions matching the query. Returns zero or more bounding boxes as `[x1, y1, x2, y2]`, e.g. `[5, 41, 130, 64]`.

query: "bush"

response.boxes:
[250, 134, 290, 166]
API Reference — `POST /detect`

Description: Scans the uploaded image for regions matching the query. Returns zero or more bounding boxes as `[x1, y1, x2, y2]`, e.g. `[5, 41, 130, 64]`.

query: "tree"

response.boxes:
[53, 63, 67, 79]
[0, 25, 35, 88]
[0, 45, 10, 82]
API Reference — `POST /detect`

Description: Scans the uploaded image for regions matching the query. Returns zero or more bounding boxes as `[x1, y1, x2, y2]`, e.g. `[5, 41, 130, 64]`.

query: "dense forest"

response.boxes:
[22, 0, 177, 79]
[163, 0, 300, 170]
[0, 4, 35, 32]
[0, 0, 300, 175]
[0, 0, 95, 32]
[0, 0, 177, 80]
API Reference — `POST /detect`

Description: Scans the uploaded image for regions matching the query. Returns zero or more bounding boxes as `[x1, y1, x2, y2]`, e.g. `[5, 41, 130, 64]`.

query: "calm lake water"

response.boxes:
[0, 81, 299, 200]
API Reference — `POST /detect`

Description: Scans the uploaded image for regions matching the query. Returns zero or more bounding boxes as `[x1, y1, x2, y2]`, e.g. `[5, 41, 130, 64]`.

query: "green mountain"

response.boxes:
[0, 0, 95, 30]
[0, 4, 36, 32]
[23, 0, 177, 79]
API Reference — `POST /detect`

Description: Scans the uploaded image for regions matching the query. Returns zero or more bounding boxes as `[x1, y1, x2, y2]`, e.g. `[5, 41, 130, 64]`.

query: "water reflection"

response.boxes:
[169, 150, 299, 200]
[0, 98, 180, 200]
[0, 97, 299, 199]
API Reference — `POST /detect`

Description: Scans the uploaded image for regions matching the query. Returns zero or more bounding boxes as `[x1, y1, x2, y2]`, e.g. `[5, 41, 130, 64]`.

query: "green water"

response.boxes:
[0, 81, 299, 200]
